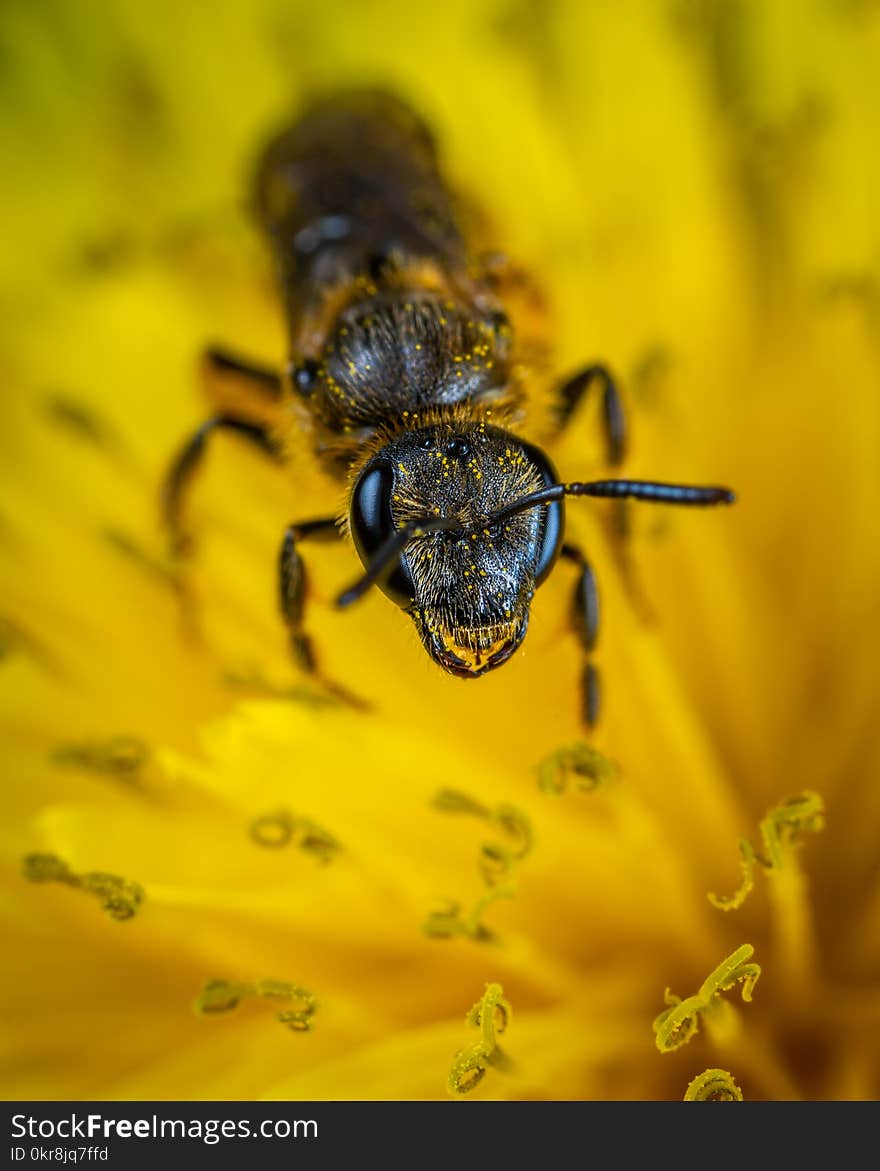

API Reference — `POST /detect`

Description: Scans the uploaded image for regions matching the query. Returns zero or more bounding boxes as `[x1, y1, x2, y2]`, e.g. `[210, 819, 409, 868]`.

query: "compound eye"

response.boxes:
[518, 441, 564, 585]
[349, 461, 416, 608]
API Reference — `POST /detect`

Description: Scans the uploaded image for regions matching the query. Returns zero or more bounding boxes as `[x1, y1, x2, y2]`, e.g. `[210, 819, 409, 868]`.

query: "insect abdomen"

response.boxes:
[254, 90, 467, 321]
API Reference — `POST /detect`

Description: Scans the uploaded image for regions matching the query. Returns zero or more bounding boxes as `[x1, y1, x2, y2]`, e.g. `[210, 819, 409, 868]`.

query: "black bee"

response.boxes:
[164, 90, 733, 725]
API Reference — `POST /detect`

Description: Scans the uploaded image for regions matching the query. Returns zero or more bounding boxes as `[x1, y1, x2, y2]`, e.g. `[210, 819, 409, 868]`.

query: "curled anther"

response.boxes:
[276, 1007, 316, 1033]
[23, 853, 144, 921]
[535, 742, 618, 795]
[431, 787, 532, 889]
[432, 789, 489, 817]
[447, 1044, 487, 1093]
[467, 982, 510, 1049]
[51, 735, 150, 779]
[257, 979, 318, 1031]
[479, 842, 516, 886]
[423, 886, 515, 942]
[684, 1068, 744, 1101]
[653, 991, 700, 1052]
[432, 790, 532, 858]
[195, 979, 248, 1014]
[761, 790, 825, 869]
[250, 810, 295, 848]
[297, 819, 342, 865]
[423, 899, 470, 939]
[249, 808, 341, 864]
[653, 945, 761, 1053]
[23, 853, 76, 885]
[80, 872, 145, 921]
[195, 978, 318, 1032]
[448, 983, 512, 1095]
[709, 791, 825, 910]
[490, 803, 532, 859]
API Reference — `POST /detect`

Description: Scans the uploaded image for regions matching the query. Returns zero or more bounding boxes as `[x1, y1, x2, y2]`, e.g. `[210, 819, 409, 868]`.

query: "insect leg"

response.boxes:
[202, 345, 283, 400]
[163, 415, 281, 553]
[552, 364, 626, 467]
[553, 367, 655, 623]
[561, 543, 601, 728]
[279, 521, 370, 711]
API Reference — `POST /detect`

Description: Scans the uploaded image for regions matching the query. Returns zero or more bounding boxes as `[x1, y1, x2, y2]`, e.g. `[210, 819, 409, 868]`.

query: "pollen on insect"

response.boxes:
[160, 90, 737, 729]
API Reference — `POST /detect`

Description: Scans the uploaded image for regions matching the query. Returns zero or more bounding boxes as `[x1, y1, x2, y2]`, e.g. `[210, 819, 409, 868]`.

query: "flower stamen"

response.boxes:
[684, 1068, 744, 1100]
[653, 944, 761, 1053]
[448, 983, 512, 1095]
[195, 978, 318, 1032]
[249, 808, 341, 864]
[535, 742, 618, 795]
[51, 735, 150, 780]
[22, 853, 144, 921]
[423, 886, 516, 941]
[431, 788, 532, 885]
[709, 791, 825, 911]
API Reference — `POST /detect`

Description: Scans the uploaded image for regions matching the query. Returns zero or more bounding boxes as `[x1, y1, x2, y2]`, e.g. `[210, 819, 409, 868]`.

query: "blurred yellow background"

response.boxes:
[1, 0, 878, 1100]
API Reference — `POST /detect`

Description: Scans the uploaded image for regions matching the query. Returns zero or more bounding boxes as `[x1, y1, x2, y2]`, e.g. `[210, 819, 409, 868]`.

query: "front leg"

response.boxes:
[279, 520, 370, 711]
[162, 415, 281, 554]
[552, 364, 627, 467]
[561, 543, 601, 728]
[553, 365, 654, 623]
[201, 345, 283, 406]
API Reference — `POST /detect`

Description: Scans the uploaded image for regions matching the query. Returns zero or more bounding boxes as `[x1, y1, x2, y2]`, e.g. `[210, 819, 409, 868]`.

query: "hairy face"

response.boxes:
[349, 420, 563, 677]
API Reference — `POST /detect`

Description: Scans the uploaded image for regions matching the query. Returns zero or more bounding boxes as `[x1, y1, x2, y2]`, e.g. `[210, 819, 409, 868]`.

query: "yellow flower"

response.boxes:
[2, 0, 879, 1101]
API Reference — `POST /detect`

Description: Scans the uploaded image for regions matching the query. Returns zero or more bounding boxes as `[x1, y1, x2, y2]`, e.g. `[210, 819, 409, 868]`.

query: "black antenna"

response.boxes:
[336, 478, 735, 609]
[336, 514, 461, 608]
[489, 479, 735, 526]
